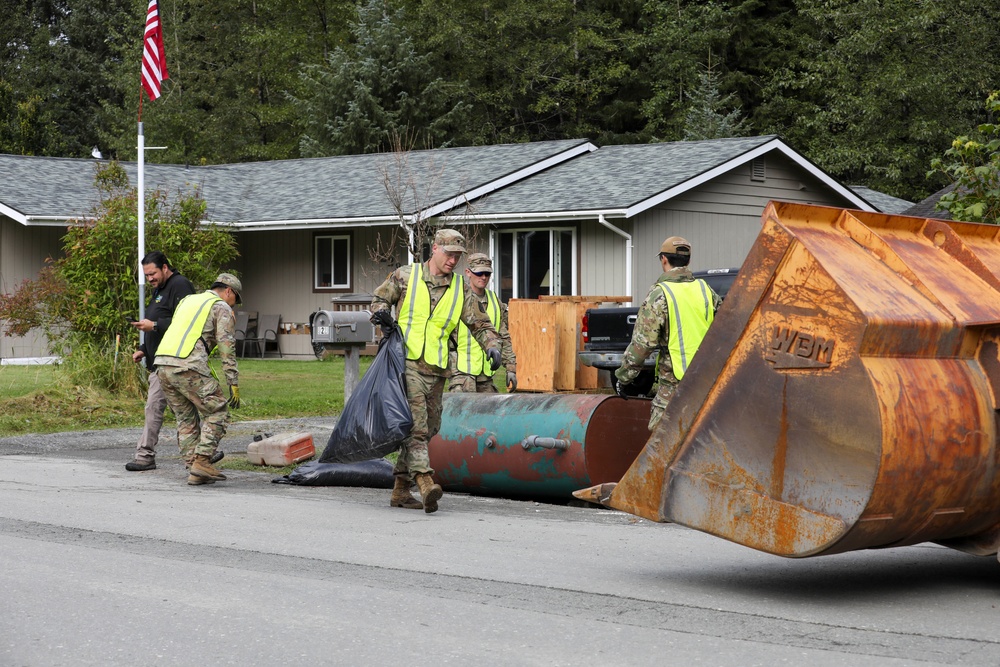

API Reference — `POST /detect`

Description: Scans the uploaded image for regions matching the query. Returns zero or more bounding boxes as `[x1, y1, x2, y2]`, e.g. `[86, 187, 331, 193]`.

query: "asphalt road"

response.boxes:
[1, 421, 998, 666]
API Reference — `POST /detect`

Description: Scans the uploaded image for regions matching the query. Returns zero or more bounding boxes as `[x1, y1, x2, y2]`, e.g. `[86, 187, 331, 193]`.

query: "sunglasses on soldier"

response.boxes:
[471, 271, 492, 277]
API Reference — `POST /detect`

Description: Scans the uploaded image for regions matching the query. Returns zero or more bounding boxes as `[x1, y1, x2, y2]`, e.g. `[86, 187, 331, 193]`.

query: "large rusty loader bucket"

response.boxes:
[580, 201, 1000, 559]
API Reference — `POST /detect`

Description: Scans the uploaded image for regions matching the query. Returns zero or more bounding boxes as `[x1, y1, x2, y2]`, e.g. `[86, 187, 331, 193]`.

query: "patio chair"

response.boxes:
[247, 313, 282, 358]
[234, 311, 254, 357]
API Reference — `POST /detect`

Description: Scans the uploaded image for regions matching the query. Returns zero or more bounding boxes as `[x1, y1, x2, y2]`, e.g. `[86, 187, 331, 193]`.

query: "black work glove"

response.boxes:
[506, 371, 517, 393]
[370, 309, 395, 336]
[228, 384, 241, 409]
[613, 377, 629, 400]
[487, 347, 502, 371]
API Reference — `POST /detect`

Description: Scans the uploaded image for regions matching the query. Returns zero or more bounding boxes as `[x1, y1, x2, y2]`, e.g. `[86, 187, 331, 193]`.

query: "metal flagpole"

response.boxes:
[138, 121, 146, 322]
[136, 122, 165, 329]
[138, 0, 169, 326]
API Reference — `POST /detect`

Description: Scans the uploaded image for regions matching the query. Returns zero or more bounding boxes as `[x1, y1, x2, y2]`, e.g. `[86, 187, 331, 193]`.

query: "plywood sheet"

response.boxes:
[574, 301, 600, 389]
[554, 302, 579, 390]
[539, 295, 632, 303]
[508, 300, 557, 392]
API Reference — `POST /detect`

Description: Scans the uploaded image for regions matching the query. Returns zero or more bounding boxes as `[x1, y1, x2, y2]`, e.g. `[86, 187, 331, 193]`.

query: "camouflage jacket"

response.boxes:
[155, 300, 239, 387]
[371, 262, 500, 377]
[615, 267, 720, 386]
[449, 284, 517, 378]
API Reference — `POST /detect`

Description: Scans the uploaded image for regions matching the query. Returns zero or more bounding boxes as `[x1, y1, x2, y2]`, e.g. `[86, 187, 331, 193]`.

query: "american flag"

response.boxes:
[141, 0, 169, 100]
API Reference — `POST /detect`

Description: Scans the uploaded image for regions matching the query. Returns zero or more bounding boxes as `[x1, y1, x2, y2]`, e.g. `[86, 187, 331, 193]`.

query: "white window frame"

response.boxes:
[495, 226, 577, 299]
[314, 234, 351, 290]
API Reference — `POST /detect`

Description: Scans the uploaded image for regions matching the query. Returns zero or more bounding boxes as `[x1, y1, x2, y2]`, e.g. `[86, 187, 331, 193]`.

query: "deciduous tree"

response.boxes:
[928, 92, 1000, 224]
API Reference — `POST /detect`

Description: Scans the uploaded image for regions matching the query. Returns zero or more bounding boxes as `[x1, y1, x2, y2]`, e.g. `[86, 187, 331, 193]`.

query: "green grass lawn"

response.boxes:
[0, 356, 372, 437]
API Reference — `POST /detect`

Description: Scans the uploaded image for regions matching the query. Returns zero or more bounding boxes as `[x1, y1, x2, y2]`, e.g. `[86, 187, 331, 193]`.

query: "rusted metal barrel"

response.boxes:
[428, 393, 650, 500]
[589, 201, 1000, 559]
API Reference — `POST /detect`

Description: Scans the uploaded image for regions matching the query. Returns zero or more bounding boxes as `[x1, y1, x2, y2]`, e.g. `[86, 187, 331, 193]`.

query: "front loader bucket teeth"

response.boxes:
[601, 201, 1000, 558]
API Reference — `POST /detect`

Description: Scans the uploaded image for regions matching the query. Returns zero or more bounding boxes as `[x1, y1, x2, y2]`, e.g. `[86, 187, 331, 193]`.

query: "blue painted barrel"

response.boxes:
[428, 392, 650, 500]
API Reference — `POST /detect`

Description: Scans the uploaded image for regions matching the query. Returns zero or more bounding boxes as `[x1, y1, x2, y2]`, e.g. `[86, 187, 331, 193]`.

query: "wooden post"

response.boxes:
[344, 345, 361, 402]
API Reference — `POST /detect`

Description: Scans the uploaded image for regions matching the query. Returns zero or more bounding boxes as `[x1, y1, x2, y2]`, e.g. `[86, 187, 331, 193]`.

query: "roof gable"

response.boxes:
[452, 136, 874, 220]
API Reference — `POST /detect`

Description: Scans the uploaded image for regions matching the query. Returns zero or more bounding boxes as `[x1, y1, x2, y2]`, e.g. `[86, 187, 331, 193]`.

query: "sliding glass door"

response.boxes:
[497, 228, 575, 301]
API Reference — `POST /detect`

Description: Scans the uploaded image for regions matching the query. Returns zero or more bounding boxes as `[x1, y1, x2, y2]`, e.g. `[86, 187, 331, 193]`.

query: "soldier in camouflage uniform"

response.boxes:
[448, 253, 517, 393]
[370, 230, 501, 513]
[615, 237, 720, 431]
[155, 273, 243, 486]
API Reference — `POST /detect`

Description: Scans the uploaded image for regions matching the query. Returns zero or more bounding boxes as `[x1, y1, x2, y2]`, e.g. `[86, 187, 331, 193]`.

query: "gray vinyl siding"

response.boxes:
[579, 220, 630, 297]
[235, 226, 406, 327]
[630, 154, 855, 298]
[0, 217, 65, 359]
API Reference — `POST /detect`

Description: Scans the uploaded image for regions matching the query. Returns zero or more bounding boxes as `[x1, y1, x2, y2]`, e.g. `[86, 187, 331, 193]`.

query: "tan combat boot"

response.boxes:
[189, 454, 227, 483]
[187, 474, 216, 486]
[390, 476, 423, 510]
[414, 473, 443, 514]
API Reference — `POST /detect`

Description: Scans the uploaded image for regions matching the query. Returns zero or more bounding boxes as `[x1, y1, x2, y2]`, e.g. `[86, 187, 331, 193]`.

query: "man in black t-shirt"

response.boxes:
[124, 251, 196, 471]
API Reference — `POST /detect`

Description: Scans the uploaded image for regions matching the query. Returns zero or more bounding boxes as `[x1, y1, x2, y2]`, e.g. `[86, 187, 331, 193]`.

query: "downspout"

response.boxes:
[406, 214, 416, 264]
[597, 214, 633, 306]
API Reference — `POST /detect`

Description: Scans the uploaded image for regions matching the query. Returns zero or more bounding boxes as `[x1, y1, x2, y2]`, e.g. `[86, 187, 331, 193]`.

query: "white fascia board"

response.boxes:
[0, 202, 26, 224]
[24, 216, 92, 227]
[441, 208, 627, 225]
[2, 203, 94, 227]
[624, 138, 877, 218]
[421, 142, 599, 220]
[203, 215, 404, 232]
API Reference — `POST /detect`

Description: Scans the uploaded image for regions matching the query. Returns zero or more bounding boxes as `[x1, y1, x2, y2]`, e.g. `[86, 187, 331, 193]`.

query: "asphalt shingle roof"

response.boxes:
[848, 186, 913, 215]
[903, 183, 958, 219]
[0, 139, 593, 224]
[459, 136, 780, 215]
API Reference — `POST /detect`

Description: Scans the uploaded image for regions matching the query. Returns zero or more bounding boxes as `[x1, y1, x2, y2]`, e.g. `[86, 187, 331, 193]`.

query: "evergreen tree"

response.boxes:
[410, 0, 646, 145]
[682, 61, 748, 140]
[292, 0, 468, 156]
[760, 0, 1000, 201]
[0, 0, 135, 158]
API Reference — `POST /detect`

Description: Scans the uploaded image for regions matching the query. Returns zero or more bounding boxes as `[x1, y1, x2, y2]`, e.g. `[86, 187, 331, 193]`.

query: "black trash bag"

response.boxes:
[319, 325, 412, 463]
[272, 458, 395, 487]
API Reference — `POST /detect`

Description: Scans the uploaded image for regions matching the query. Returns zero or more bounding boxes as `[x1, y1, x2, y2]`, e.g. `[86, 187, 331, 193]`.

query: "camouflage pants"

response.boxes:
[648, 380, 679, 432]
[157, 366, 229, 459]
[447, 372, 498, 394]
[396, 368, 446, 478]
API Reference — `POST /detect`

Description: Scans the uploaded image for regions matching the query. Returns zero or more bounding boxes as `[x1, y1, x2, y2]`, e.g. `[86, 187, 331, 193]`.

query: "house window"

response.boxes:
[497, 228, 576, 301]
[314, 234, 351, 289]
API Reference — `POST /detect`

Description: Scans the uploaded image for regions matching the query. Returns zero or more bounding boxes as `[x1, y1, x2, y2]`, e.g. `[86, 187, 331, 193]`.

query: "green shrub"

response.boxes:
[0, 161, 239, 394]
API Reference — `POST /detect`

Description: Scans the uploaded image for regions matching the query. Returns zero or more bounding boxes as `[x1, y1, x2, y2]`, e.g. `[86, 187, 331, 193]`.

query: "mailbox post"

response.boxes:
[310, 309, 375, 402]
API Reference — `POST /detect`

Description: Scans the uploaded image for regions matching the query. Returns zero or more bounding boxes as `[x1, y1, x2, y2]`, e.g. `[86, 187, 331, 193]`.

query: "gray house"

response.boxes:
[0, 136, 905, 360]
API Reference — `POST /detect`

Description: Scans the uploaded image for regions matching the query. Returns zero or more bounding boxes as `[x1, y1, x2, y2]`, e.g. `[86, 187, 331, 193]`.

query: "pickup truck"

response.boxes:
[579, 267, 740, 395]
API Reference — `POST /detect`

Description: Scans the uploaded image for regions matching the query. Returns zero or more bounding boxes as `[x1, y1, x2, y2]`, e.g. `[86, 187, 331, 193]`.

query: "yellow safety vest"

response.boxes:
[455, 289, 501, 376]
[656, 279, 714, 380]
[397, 263, 464, 369]
[156, 291, 221, 359]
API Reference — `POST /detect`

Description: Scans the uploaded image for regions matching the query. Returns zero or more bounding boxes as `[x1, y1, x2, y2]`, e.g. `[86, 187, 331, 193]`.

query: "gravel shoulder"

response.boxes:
[0, 416, 338, 458]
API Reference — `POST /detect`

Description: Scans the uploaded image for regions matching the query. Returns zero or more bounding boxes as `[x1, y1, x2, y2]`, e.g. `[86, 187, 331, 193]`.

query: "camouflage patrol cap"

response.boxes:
[212, 272, 243, 304]
[467, 253, 493, 272]
[659, 236, 691, 256]
[433, 229, 466, 253]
